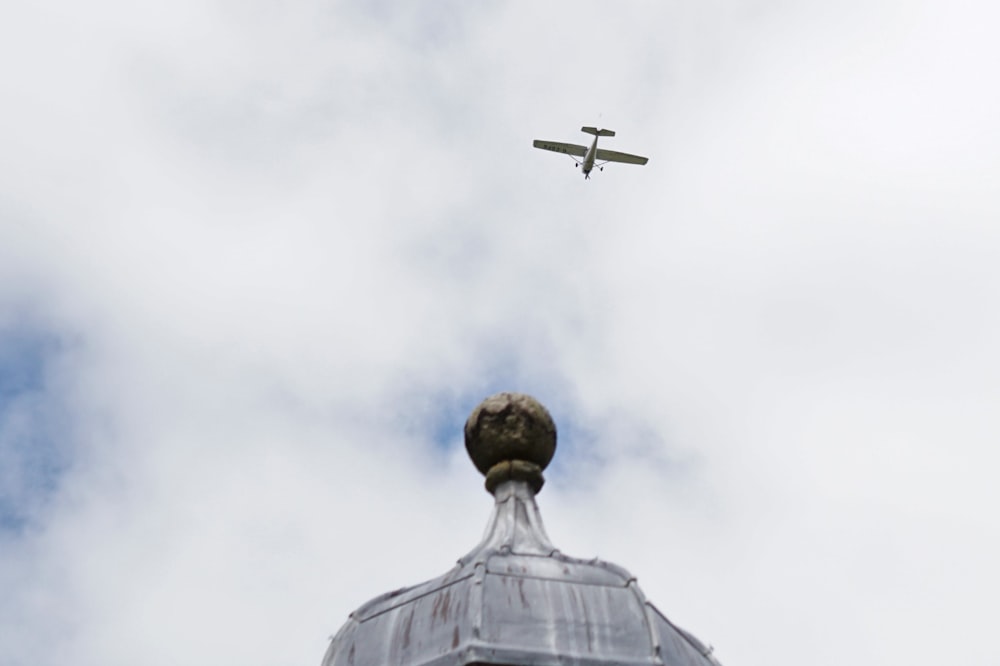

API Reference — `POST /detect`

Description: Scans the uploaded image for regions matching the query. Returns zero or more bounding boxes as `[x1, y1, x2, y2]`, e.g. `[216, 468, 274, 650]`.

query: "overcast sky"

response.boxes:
[1, 1, 998, 665]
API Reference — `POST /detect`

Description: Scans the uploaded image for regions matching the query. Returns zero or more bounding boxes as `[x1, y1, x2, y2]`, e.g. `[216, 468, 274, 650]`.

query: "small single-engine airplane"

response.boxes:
[533, 127, 648, 179]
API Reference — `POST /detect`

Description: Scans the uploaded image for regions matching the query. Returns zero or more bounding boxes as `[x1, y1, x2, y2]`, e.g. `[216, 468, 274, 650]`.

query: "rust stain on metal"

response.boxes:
[516, 577, 529, 608]
[400, 609, 414, 650]
[580, 590, 594, 652]
[441, 589, 452, 623]
[451, 626, 460, 649]
[431, 592, 441, 623]
[431, 588, 453, 625]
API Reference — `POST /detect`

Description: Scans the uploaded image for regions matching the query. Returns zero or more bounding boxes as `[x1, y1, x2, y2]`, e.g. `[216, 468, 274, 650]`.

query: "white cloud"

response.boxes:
[1, 0, 998, 665]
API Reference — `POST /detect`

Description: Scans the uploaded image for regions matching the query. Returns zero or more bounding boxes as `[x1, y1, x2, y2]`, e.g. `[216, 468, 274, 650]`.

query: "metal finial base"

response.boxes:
[484, 459, 545, 494]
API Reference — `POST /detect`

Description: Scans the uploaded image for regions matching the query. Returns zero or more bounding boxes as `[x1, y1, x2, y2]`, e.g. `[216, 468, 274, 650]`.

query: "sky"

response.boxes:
[1, 0, 998, 664]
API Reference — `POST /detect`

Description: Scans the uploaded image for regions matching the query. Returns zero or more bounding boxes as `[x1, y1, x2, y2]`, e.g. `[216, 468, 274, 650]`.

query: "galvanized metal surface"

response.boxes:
[322, 480, 722, 666]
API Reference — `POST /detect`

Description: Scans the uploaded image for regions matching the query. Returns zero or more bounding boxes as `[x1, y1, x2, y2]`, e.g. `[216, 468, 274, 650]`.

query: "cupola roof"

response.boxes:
[321, 392, 722, 666]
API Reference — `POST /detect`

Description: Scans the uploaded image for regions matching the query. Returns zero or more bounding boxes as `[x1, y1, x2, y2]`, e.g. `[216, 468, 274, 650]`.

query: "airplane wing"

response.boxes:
[533, 140, 587, 157]
[594, 148, 648, 165]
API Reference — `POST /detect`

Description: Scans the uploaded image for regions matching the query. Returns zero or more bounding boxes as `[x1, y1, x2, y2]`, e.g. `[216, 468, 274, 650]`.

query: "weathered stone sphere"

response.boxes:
[464, 392, 556, 476]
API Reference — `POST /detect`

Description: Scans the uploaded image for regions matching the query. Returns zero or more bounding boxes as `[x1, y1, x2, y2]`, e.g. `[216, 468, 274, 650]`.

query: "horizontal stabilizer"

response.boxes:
[581, 127, 616, 137]
[533, 139, 587, 157]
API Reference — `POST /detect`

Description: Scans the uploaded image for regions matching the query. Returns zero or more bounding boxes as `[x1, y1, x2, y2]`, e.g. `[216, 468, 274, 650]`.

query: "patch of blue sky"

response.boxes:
[0, 329, 50, 400]
[0, 326, 71, 534]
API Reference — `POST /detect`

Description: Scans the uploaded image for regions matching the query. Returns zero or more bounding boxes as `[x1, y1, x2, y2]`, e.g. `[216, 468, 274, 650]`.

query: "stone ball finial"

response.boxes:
[464, 392, 556, 494]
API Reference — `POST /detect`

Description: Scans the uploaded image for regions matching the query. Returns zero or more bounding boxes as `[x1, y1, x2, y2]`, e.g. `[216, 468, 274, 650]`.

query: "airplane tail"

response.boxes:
[581, 126, 616, 137]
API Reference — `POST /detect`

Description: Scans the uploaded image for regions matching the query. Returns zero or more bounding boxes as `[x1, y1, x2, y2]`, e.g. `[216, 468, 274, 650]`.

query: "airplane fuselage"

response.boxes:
[581, 135, 599, 178]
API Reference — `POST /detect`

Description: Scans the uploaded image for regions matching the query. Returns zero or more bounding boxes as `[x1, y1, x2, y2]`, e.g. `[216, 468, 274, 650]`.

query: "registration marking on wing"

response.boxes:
[533, 140, 587, 157]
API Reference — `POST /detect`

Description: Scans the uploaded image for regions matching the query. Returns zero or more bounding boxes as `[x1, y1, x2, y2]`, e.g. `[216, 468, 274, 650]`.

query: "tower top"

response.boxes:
[320, 392, 723, 666]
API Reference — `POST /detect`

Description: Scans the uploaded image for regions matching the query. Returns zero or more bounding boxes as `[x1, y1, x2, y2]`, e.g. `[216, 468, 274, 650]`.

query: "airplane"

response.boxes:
[533, 127, 648, 179]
